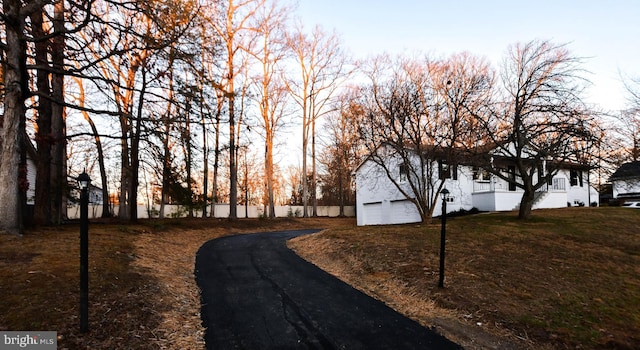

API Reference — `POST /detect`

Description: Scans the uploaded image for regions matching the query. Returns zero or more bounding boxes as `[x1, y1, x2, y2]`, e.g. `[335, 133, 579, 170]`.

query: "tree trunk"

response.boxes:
[518, 187, 535, 220]
[128, 69, 147, 223]
[302, 118, 309, 217]
[265, 132, 275, 219]
[159, 68, 175, 219]
[118, 133, 131, 220]
[229, 93, 238, 220]
[83, 113, 110, 218]
[160, 117, 170, 218]
[118, 100, 131, 220]
[338, 165, 344, 217]
[0, 0, 27, 234]
[312, 113, 318, 217]
[31, 9, 53, 226]
[202, 113, 209, 218]
[186, 110, 193, 218]
[50, 0, 67, 224]
[75, 76, 110, 218]
[211, 100, 221, 218]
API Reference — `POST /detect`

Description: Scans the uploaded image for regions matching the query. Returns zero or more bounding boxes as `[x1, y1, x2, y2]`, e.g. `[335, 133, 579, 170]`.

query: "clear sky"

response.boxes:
[294, 0, 639, 112]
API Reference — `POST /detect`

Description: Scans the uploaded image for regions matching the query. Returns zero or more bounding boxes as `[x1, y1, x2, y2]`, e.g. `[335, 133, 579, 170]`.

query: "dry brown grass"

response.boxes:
[3, 209, 638, 349]
[0, 217, 353, 349]
[289, 207, 640, 350]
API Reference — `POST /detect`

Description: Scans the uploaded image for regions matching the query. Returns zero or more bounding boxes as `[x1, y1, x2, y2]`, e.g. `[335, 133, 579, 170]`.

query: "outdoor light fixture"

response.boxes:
[77, 170, 91, 190]
[77, 170, 91, 333]
[439, 188, 450, 288]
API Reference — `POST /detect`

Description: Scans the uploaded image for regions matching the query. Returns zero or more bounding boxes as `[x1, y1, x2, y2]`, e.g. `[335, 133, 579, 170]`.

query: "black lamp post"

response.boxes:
[77, 170, 91, 333]
[438, 188, 450, 288]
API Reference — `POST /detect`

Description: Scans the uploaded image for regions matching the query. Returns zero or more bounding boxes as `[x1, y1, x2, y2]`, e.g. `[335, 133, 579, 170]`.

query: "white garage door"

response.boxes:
[362, 202, 383, 225]
[389, 200, 420, 224]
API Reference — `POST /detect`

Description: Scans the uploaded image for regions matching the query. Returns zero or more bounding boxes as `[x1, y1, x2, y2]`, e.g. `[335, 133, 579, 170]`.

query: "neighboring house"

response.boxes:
[68, 175, 104, 205]
[355, 145, 598, 226]
[25, 142, 103, 207]
[610, 161, 640, 202]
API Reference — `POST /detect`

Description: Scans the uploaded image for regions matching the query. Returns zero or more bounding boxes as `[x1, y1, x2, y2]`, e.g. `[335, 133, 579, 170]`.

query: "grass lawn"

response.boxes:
[290, 207, 640, 349]
[0, 217, 350, 349]
[1, 209, 638, 349]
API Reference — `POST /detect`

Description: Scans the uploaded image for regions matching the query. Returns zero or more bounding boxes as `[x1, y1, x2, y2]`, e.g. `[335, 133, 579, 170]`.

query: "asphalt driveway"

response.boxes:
[195, 229, 461, 349]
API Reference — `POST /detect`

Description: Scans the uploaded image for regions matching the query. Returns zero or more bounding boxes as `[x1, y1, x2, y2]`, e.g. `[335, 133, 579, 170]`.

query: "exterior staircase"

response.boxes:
[513, 190, 549, 211]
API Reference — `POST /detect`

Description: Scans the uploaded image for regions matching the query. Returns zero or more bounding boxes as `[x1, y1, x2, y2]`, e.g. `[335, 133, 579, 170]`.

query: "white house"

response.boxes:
[610, 161, 640, 202]
[25, 140, 104, 208]
[355, 146, 599, 226]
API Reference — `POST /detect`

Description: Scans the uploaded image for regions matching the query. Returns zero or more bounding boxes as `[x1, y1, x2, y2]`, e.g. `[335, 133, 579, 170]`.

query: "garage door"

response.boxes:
[362, 202, 383, 225]
[389, 200, 420, 224]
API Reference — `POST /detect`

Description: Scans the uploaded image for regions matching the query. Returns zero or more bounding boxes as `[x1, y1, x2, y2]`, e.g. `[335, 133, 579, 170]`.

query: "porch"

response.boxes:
[472, 177, 566, 193]
[471, 177, 568, 212]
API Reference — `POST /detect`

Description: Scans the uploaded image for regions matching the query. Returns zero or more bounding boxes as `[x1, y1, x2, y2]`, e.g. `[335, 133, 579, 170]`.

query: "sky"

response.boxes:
[294, 0, 640, 112]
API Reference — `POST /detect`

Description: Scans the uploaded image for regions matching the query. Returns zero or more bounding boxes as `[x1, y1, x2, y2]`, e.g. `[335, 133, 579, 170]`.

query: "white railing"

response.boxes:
[473, 179, 511, 192]
[473, 181, 492, 192]
[473, 177, 566, 193]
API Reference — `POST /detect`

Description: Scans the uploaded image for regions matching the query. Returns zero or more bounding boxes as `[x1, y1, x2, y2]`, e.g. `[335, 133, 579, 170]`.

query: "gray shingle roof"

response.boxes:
[610, 161, 640, 180]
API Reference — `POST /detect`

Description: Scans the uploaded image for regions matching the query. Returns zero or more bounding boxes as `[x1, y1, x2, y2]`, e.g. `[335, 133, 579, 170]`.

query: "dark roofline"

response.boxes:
[610, 161, 640, 180]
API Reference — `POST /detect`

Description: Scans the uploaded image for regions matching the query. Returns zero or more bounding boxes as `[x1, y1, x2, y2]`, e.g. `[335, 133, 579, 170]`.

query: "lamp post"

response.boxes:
[438, 188, 450, 288]
[77, 170, 91, 333]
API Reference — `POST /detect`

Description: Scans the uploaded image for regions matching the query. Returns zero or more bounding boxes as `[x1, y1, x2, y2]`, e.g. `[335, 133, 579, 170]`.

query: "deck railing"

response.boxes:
[473, 177, 566, 193]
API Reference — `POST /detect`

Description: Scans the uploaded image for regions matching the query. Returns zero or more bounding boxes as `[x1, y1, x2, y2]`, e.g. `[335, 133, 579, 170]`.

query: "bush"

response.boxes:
[147, 207, 160, 218]
[287, 207, 302, 218]
[447, 207, 480, 218]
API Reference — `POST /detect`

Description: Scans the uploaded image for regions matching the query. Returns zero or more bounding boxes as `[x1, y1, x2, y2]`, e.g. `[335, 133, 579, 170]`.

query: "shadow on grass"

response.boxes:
[0, 226, 168, 349]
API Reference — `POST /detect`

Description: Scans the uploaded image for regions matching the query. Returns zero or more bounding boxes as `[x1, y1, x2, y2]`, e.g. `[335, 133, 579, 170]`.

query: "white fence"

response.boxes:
[67, 204, 355, 220]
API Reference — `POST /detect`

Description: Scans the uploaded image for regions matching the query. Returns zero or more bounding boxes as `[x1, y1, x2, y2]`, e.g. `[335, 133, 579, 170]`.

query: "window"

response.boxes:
[439, 160, 457, 180]
[473, 167, 491, 181]
[508, 165, 516, 191]
[570, 170, 583, 187]
[399, 163, 408, 182]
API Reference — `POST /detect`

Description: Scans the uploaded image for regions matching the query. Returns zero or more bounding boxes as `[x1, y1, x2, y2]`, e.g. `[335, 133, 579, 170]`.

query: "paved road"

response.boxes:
[195, 229, 461, 349]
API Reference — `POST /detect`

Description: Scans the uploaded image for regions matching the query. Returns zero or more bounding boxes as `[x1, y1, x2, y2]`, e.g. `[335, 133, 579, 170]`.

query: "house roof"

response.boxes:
[610, 161, 640, 180]
[353, 140, 593, 175]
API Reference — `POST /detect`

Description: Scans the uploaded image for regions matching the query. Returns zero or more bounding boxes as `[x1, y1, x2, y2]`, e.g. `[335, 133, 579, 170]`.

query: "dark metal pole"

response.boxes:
[438, 196, 447, 288]
[80, 186, 89, 333]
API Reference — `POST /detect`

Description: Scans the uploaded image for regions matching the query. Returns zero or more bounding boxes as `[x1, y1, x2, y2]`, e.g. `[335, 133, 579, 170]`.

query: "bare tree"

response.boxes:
[472, 40, 595, 219]
[210, 0, 264, 220]
[285, 23, 348, 217]
[1, 0, 85, 232]
[318, 86, 364, 215]
[80, 0, 197, 222]
[246, 0, 290, 218]
[357, 54, 442, 223]
[72, 77, 112, 218]
[50, 0, 67, 224]
[30, 6, 55, 226]
[357, 53, 493, 223]
[615, 76, 640, 162]
[0, 0, 31, 233]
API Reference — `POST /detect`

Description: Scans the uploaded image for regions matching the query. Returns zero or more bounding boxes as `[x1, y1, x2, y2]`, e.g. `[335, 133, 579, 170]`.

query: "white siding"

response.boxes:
[613, 179, 640, 198]
[355, 148, 598, 226]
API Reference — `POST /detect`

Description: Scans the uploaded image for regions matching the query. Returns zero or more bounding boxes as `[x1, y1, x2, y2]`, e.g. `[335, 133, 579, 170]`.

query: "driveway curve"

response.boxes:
[195, 229, 461, 349]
